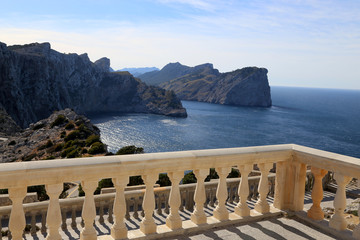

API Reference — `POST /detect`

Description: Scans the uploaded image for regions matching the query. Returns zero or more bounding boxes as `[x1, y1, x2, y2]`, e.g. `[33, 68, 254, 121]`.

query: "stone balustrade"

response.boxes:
[0, 144, 359, 239]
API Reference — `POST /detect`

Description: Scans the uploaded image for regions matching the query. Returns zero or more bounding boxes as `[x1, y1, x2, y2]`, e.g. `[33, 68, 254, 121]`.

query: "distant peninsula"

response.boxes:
[0, 42, 187, 128]
[139, 62, 272, 107]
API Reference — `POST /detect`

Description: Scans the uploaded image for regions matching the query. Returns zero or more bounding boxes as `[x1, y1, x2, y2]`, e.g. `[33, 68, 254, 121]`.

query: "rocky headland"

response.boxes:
[139, 63, 272, 107]
[0, 42, 187, 129]
[0, 109, 105, 163]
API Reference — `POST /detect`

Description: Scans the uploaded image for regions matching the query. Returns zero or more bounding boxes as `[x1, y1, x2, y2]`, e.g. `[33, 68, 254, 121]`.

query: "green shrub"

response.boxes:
[61, 146, 77, 158]
[60, 131, 66, 138]
[205, 168, 219, 182]
[64, 130, 80, 142]
[66, 149, 79, 158]
[227, 168, 240, 178]
[156, 173, 171, 186]
[81, 148, 88, 154]
[88, 142, 105, 155]
[78, 184, 85, 196]
[45, 140, 53, 148]
[75, 119, 84, 126]
[78, 124, 92, 139]
[182, 171, 196, 184]
[0, 188, 8, 194]
[23, 153, 37, 161]
[54, 143, 64, 152]
[8, 140, 16, 146]
[45, 156, 56, 160]
[32, 123, 45, 130]
[65, 122, 75, 130]
[128, 176, 144, 186]
[50, 114, 68, 128]
[85, 135, 100, 146]
[116, 145, 144, 155]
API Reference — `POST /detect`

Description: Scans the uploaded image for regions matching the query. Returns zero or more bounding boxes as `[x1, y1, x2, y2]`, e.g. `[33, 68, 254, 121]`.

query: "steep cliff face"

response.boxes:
[138, 62, 218, 86]
[159, 64, 272, 107]
[0, 42, 186, 128]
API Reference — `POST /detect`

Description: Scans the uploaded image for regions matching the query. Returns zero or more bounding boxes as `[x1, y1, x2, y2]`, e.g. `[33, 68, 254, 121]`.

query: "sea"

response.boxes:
[90, 86, 360, 158]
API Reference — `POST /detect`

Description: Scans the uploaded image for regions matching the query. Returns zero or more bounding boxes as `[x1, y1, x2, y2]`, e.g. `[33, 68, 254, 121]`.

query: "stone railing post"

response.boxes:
[140, 173, 158, 234]
[234, 164, 252, 216]
[213, 167, 231, 221]
[45, 183, 63, 240]
[273, 161, 285, 209]
[254, 163, 272, 213]
[80, 180, 98, 240]
[8, 186, 27, 240]
[191, 169, 208, 225]
[111, 175, 128, 239]
[307, 167, 327, 220]
[329, 173, 352, 231]
[166, 171, 183, 229]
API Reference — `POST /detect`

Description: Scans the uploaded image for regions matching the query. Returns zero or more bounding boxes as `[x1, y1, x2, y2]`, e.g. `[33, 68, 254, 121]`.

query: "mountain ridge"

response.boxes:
[0, 42, 187, 128]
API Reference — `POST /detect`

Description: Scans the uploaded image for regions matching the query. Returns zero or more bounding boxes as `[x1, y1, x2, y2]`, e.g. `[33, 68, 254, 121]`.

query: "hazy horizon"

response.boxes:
[1, 0, 359, 89]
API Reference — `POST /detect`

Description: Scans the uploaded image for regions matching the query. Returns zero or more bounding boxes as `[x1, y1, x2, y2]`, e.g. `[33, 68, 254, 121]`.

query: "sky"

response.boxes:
[1, 0, 360, 89]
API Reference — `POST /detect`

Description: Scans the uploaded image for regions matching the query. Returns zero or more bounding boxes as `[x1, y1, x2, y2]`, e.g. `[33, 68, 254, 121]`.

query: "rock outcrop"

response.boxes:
[0, 42, 187, 128]
[152, 63, 272, 107]
[0, 106, 21, 136]
[138, 62, 216, 86]
[0, 109, 103, 163]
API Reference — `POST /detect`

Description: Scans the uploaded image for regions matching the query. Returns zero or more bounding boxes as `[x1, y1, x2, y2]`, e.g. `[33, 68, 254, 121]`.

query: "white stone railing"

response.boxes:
[0, 144, 359, 239]
[0, 173, 281, 238]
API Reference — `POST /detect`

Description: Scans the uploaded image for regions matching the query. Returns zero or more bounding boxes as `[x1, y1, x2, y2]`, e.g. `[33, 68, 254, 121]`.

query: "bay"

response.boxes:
[91, 87, 360, 158]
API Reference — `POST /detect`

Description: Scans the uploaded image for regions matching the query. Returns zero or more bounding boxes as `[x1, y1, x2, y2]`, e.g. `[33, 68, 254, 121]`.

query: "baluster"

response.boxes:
[45, 183, 63, 240]
[71, 207, 77, 228]
[41, 210, 47, 234]
[140, 173, 158, 234]
[234, 165, 252, 216]
[133, 198, 139, 219]
[8, 186, 27, 240]
[329, 173, 352, 230]
[307, 167, 328, 220]
[191, 169, 208, 225]
[213, 167, 231, 221]
[125, 199, 130, 220]
[99, 201, 104, 224]
[111, 176, 128, 240]
[61, 208, 68, 230]
[254, 163, 272, 214]
[166, 171, 183, 229]
[209, 187, 215, 208]
[156, 193, 162, 215]
[353, 202, 360, 238]
[30, 211, 37, 235]
[179, 190, 184, 211]
[164, 191, 170, 214]
[80, 180, 98, 240]
[108, 201, 114, 223]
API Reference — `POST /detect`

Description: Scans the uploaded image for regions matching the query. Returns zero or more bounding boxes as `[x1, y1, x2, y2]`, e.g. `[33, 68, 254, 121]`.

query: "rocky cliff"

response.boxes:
[138, 62, 218, 86]
[0, 42, 187, 128]
[157, 64, 272, 107]
[0, 109, 104, 163]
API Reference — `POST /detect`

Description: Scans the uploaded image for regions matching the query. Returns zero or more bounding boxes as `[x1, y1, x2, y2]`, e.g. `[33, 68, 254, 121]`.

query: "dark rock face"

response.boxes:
[159, 64, 272, 107]
[0, 107, 21, 136]
[138, 62, 218, 86]
[94, 57, 111, 72]
[0, 42, 186, 128]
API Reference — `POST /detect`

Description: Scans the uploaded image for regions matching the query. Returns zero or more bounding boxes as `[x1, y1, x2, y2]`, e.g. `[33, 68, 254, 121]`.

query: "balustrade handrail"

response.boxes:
[292, 145, 360, 178]
[0, 144, 293, 189]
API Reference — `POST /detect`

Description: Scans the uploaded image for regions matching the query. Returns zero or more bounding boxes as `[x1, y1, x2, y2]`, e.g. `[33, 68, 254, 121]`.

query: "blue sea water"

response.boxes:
[91, 87, 360, 158]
